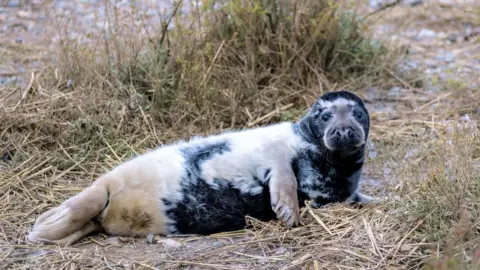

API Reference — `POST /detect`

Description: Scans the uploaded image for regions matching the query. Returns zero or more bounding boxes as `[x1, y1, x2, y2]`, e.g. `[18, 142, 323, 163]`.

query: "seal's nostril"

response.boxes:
[348, 129, 355, 139]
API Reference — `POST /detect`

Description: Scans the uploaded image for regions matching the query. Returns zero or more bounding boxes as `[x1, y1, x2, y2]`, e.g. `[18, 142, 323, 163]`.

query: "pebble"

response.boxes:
[274, 247, 289, 255]
[146, 233, 155, 244]
[372, 103, 396, 114]
[425, 84, 441, 95]
[415, 28, 438, 40]
[447, 63, 457, 70]
[424, 59, 438, 68]
[429, 67, 444, 74]
[404, 148, 420, 159]
[104, 237, 122, 246]
[258, 257, 269, 264]
[388, 86, 402, 97]
[438, 0, 454, 5]
[383, 165, 392, 177]
[7, 0, 20, 8]
[0, 76, 27, 88]
[436, 50, 456, 63]
[447, 34, 458, 43]
[157, 238, 182, 248]
[404, 60, 419, 70]
[464, 23, 473, 35]
[367, 140, 378, 159]
[365, 87, 381, 101]
[369, 0, 423, 9]
[404, 0, 423, 6]
[460, 114, 471, 122]
[368, 0, 391, 9]
[17, 10, 33, 19]
[395, 59, 419, 78]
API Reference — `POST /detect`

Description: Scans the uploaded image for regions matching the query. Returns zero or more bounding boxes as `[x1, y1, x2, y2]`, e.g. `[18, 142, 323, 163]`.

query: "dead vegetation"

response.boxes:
[0, 0, 479, 269]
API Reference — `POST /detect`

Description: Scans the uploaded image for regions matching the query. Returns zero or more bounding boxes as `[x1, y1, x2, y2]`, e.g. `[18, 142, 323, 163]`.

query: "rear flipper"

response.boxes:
[28, 183, 109, 246]
[30, 221, 100, 246]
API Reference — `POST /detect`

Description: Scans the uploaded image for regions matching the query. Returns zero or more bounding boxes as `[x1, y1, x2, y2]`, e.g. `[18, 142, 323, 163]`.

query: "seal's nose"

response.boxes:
[328, 128, 340, 139]
[331, 127, 354, 139]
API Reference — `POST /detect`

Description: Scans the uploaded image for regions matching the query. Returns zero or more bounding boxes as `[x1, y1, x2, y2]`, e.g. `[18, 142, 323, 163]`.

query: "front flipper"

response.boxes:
[347, 191, 381, 207]
[269, 167, 300, 227]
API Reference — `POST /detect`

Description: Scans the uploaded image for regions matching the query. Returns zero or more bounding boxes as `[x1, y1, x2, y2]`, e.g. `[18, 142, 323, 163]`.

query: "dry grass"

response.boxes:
[1, 0, 479, 269]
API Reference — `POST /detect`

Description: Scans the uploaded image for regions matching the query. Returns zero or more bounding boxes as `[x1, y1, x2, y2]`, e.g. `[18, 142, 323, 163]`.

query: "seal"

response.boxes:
[27, 90, 374, 246]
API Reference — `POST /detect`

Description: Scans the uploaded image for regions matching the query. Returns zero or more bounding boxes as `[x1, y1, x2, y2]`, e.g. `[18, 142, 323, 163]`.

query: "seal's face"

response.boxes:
[301, 91, 370, 153]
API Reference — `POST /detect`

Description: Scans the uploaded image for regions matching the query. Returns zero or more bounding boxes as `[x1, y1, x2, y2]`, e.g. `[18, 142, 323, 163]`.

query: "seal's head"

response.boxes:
[298, 90, 370, 154]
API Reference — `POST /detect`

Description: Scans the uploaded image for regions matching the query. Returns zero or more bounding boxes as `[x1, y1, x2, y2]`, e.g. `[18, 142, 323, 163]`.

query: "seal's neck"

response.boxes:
[328, 146, 365, 166]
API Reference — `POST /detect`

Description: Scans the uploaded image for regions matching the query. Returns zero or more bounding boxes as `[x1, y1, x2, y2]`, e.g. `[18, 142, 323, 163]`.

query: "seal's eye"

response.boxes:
[321, 112, 332, 122]
[353, 110, 363, 120]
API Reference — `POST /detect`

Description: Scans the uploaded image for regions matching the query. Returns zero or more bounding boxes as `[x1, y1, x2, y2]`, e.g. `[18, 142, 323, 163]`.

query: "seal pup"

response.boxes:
[27, 90, 374, 246]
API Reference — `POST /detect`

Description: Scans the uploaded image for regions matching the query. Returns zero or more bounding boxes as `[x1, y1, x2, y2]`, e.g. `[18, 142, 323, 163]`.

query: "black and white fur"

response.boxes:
[28, 90, 374, 245]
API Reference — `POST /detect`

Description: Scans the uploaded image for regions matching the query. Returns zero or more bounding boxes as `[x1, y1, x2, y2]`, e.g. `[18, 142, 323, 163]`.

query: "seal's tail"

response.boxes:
[27, 182, 109, 246]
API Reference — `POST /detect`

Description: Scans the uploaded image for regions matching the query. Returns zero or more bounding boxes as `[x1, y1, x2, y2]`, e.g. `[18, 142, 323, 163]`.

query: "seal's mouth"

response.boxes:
[324, 129, 365, 153]
[325, 142, 365, 154]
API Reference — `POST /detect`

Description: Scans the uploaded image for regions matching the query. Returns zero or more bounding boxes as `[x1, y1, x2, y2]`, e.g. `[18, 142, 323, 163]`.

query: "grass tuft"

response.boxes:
[50, 0, 399, 129]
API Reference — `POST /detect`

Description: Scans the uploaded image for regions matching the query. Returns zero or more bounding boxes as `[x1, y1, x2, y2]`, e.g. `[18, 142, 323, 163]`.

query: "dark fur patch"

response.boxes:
[165, 178, 275, 235]
[292, 136, 364, 208]
[165, 141, 276, 235]
[180, 140, 231, 172]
